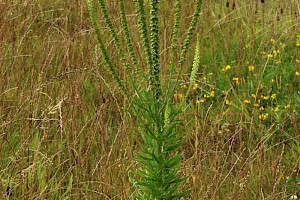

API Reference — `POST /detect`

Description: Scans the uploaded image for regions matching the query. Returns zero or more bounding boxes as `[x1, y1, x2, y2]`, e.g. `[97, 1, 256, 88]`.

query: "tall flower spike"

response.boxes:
[170, 0, 182, 65]
[135, 0, 153, 73]
[185, 35, 201, 100]
[87, 0, 127, 98]
[149, 0, 162, 99]
[120, 0, 138, 66]
[97, 0, 129, 70]
[179, 0, 202, 67]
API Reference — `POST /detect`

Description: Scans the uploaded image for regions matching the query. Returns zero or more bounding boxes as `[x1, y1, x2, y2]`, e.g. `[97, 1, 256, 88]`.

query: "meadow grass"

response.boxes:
[0, 0, 300, 199]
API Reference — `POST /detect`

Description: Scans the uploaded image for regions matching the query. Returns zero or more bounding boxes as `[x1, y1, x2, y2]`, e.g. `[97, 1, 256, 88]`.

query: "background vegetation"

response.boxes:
[1, 0, 299, 199]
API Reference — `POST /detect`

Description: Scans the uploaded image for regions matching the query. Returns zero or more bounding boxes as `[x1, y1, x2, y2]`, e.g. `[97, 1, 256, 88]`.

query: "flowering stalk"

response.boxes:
[87, 0, 202, 198]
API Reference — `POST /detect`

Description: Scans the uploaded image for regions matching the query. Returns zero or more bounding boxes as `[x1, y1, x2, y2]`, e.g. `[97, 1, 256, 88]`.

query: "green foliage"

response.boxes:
[87, 0, 202, 198]
[133, 92, 187, 199]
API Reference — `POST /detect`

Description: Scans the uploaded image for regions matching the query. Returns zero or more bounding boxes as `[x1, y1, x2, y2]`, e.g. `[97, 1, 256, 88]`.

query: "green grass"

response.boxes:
[0, 0, 300, 199]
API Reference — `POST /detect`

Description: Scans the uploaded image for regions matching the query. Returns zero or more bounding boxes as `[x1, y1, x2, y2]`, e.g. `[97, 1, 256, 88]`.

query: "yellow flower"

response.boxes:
[296, 42, 300, 47]
[271, 106, 279, 112]
[182, 84, 187, 89]
[260, 51, 266, 55]
[222, 65, 231, 72]
[271, 94, 276, 99]
[209, 91, 215, 98]
[296, 59, 300, 63]
[271, 38, 276, 44]
[225, 99, 231, 105]
[273, 49, 279, 58]
[248, 65, 255, 72]
[271, 79, 275, 83]
[243, 99, 250, 104]
[267, 54, 273, 58]
[251, 94, 256, 99]
[285, 104, 291, 109]
[232, 77, 239, 85]
[296, 71, 300, 76]
[259, 106, 265, 111]
[196, 99, 205, 104]
[254, 103, 260, 107]
[193, 83, 198, 90]
[276, 60, 281, 65]
[259, 113, 268, 120]
[262, 95, 269, 100]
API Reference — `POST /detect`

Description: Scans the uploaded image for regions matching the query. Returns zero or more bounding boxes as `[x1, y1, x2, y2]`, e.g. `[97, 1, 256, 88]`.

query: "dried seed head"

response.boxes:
[232, 2, 236, 10]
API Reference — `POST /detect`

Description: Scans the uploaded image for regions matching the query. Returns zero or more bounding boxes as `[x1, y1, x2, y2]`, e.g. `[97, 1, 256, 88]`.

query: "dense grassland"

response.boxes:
[1, 0, 300, 199]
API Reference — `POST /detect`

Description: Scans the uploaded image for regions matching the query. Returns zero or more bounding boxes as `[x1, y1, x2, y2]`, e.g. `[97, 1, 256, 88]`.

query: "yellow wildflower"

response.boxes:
[257, 99, 261, 104]
[273, 49, 279, 58]
[259, 113, 268, 120]
[262, 95, 269, 100]
[296, 71, 300, 76]
[182, 84, 187, 89]
[222, 65, 231, 72]
[271, 106, 279, 112]
[251, 94, 256, 99]
[196, 99, 205, 104]
[271, 38, 276, 44]
[248, 65, 255, 72]
[267, 54, 273, 58]
[296, 59, 300, 63]
[243, 99, 250, 104]
[209, 91, 215, 98]
[254, 103, 260, 107]
[225, 99, 231, 105]
[271, 94, 276, 100]
[259, 106, 265, 111]
[193, 83, 198, 90]
[285, 104, 291, 109]
[232, 77, 239, 85]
